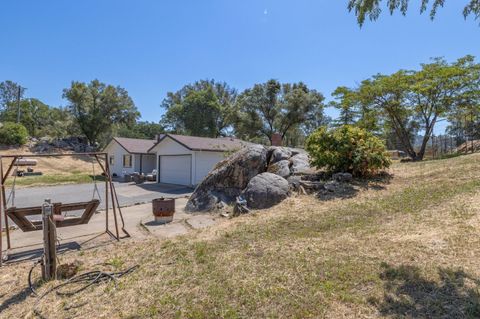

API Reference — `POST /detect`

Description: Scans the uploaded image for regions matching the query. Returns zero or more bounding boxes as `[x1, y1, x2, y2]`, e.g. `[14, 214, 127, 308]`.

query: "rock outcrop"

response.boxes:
[186, 145, 316, 213]
[29, 137, 94, 153]
[186, 145, 268, 212]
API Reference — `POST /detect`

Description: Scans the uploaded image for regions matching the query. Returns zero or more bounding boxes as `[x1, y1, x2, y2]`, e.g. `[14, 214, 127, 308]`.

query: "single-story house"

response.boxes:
[103, 137, 159, 177]
[104, 134, 247, 187]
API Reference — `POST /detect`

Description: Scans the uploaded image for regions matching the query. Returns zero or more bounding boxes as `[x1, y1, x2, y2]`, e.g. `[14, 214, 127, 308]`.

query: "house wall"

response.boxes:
[104, 141, 136, 177]
[193, 151, 226, 184]
[150, 136, 229, 186]
[105, 136, 238, 184]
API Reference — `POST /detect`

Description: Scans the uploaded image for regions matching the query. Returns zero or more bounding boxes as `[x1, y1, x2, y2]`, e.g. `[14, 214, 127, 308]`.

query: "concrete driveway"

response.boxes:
[6, 182, 193, 210]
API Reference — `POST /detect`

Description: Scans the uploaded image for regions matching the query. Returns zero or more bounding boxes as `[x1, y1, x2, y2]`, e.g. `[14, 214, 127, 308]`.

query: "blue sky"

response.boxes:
[1, 0, 478, 133]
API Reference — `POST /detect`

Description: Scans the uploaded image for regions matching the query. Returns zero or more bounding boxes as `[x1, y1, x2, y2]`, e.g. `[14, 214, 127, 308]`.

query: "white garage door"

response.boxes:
[159, 155, 191, 186]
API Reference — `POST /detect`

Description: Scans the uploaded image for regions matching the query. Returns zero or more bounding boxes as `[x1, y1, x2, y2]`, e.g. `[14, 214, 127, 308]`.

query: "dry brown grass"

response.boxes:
[1, 153, 480, 318]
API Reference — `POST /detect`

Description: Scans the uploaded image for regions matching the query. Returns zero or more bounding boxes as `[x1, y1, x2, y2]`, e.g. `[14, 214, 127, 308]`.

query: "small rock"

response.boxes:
[324, 181, 339, 192]
[233, 196, 250, 216]
[332, 172, 353, 183]
[286, 175, 302, 189]
[299, 180, 325, 191]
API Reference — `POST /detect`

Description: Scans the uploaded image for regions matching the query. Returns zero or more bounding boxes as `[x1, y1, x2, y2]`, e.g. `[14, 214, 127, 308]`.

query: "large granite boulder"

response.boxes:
[241, 172, 289, 209]
[267, 159, 291, 178]
[186, 145, 268, 212]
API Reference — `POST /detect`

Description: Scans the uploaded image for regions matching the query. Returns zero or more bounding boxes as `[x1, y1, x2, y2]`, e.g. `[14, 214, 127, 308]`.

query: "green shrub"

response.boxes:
[0, 122, 29, 145]
[305, 125, 391, 176]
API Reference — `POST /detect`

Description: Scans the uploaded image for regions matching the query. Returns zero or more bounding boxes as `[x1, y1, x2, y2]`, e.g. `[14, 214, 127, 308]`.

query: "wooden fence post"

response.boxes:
[42, 199, 56, 281]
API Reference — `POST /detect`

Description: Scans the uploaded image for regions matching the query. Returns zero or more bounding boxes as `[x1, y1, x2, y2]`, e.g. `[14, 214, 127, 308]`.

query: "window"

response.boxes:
[109, 155, 115, 165]
[123, 154, 132, 168]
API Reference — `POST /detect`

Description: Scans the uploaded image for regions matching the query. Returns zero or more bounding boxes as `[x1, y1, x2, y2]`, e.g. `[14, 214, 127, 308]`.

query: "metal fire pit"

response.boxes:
[152, 198, 175, 224]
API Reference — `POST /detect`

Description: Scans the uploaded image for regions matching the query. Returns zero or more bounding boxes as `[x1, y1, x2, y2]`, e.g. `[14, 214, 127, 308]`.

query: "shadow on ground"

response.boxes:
[371, 263, 480, 318]
[136, 183, 193, 196]
[0, 286, 33, 313]
[5, 242, 81, 264]
[316, 173, 393, 201]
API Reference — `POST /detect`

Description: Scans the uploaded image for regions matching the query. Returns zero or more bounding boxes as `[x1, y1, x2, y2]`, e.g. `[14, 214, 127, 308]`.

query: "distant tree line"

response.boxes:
[1, 55, 478, 162]
[0, 79, 146, 146]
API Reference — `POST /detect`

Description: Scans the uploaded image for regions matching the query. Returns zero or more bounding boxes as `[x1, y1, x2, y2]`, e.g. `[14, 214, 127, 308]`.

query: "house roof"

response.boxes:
[111, 137, 161, 154]
[149, 134, 248, 152]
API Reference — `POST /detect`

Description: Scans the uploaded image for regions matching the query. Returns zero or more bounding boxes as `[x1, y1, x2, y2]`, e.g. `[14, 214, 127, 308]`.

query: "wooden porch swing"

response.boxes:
[0, 152, 129, 266]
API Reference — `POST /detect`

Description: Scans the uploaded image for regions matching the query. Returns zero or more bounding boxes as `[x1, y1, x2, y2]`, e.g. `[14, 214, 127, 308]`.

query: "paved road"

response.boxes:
[6, 181, 193, 210]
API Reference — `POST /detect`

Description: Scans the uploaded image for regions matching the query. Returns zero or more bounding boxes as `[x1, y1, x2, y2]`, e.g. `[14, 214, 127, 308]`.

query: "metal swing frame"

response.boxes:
[0, 152, 129, 266]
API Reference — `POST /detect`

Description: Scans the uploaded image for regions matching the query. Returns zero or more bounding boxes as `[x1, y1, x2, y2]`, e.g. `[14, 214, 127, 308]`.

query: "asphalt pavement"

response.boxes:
[5, 181, 192, 210]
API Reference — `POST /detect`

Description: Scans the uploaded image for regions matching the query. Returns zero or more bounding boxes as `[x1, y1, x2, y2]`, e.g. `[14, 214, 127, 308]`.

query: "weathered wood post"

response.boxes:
[41, 199, 57, 281]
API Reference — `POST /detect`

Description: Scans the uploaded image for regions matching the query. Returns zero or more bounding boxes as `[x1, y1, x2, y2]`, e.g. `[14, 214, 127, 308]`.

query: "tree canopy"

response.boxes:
[331, 55, 480, 160]
[234, 80, 325, 145]
[161, 80, 237, 138]
[0, 80, 25, 111]
[63, 79, 139, 145]
[348, 0, 480, 26]
[0, 81, 78, 140]
[1, 98, 52, 137]
[116, 121, 164, 139]
[330, 86, 360, 126]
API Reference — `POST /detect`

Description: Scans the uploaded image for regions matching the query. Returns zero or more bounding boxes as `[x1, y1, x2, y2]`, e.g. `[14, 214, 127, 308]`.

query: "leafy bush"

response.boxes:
[305, 125, 391, 176]
[0, 122, 29, 145]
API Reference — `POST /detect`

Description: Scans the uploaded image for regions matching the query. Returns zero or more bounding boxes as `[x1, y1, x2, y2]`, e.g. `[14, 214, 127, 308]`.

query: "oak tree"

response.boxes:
[63, 80, 139, 146]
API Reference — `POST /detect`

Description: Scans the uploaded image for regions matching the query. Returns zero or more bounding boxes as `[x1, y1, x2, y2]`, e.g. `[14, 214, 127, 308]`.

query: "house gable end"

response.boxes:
[150, 136, 192, 155]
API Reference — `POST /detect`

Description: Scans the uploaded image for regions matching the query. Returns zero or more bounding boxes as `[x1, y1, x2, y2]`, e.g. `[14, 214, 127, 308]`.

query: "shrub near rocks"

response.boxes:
[0, 122, 28, 145]
[305, 125, 391, 177]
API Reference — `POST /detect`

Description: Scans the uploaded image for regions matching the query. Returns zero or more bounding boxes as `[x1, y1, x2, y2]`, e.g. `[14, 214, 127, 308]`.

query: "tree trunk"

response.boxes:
[415, 116, 438, 161]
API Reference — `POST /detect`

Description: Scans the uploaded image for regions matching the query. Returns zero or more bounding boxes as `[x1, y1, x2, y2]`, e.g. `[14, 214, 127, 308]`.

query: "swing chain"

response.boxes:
[91, 160, 101, 201]
[6, 156, 20, 207]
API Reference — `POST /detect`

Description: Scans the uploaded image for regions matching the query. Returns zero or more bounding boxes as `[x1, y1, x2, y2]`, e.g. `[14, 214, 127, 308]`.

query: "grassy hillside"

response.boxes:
[0, 147, 104, 188]
[1, 153, 480, 318]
